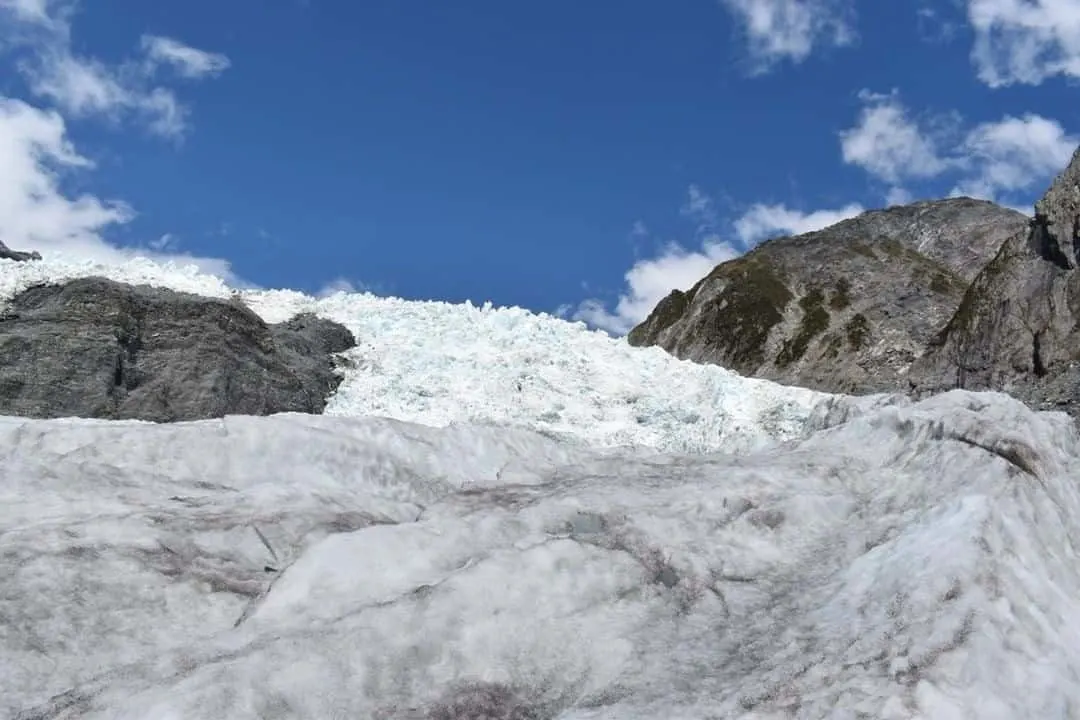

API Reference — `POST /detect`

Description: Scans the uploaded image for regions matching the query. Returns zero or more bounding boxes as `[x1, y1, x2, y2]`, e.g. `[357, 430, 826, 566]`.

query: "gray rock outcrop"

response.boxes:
[628, 197, 1029, 395]
[0, 240, 42, 262]
[908, 147, 1080, 414]
[0, 277, 356, 421]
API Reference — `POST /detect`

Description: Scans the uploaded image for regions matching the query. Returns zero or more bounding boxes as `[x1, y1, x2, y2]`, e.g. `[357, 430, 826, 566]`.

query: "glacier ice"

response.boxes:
[2, 258, 1080, 719]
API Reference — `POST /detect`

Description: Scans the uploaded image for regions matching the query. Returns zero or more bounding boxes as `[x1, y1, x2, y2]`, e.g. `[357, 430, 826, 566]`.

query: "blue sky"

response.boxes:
[0, 0, 1077, 333]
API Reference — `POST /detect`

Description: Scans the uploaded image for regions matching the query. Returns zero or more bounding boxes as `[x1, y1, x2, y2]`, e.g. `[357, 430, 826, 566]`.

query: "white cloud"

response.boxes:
[839, 90, 952, 185]
[916, 5, 960, 44]
[141, 35, 231, 79]
[680, 184, 719, 232]
[733, 202, 864, 243]
[148, 233, 177, 251]
[573, 237, 741, 335]
[885, 186, 914, 206]
[316, 278, 370, 298]
[0, 97, 243, 283]
[2, 1, 226, 138]
[952, 113, 1079, 199]
[24, 53, 188, 137]
[0, 97, 129, 253]
[0, 0, 54, 25]
[841, 90, 1077, 207]
[965, 0, 1080, 86]
[719, 0, 856, 72]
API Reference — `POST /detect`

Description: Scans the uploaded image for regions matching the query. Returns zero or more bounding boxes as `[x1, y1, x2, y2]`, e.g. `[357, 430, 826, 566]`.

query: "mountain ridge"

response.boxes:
[628, 195, 1031, 396]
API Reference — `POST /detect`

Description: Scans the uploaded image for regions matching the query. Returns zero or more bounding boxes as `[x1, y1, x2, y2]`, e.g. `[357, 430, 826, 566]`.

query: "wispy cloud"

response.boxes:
[1, 0, 228, 138]
[316, 277, 373, 298]
[839, 90, 954, 188]
[840, 89, 1076, 207]
[718, 0, 856, 73]
[0, 0, 57, 26]
[572, 236, 741, 335]
[964, 0, 1080, 86]
[680, 184, 719, 233]
[733, 202, 864, 244]
[0, 2, 241, 281]
[0, 97, 130, 253]
[915, 5, 960, 44]
[0, 96, 244, 282]
[141, 35, 231, 79]
[953, 114, 1078, 200]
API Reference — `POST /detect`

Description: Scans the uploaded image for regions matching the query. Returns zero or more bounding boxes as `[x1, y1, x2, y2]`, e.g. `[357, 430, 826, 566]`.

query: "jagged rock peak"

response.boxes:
[1033, 145, 1080, 269]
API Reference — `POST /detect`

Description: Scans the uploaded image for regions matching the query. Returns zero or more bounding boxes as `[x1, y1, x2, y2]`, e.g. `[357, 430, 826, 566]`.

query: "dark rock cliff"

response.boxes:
[0, 277, 356, 421]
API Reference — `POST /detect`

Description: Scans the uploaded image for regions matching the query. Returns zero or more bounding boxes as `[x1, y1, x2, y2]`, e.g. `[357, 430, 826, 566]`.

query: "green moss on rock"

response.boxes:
[820, 332, 844, 359]
[880, 238, 906, 259]
[829, 277, 852, 310]
[845, 313, 870, 350]
[929, 273, 955, 294]
[932, 239, 1018, 348]
[776, 287, 831, 368]
[847, 242, 878, 260]
[683, 254, 794, 369]
[627, 289, 688, 347]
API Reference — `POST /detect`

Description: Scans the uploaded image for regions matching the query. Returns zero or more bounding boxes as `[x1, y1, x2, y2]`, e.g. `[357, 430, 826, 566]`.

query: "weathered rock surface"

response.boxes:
[0, 240, 42, 262]
[908, 147, 1080, 415]
[0, 277, 356, 421]
[628, 197, 1029, 395]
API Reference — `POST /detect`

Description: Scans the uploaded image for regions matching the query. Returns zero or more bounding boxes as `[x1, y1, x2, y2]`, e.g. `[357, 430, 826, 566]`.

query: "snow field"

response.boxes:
[3, 257, 1080, 718]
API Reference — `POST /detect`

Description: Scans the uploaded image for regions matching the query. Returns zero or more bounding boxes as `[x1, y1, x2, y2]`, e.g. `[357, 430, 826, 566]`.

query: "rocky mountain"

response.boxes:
[0, 276, 356, 421]
[908, 147, 1080, 415]
[628, 196, 1030, 395]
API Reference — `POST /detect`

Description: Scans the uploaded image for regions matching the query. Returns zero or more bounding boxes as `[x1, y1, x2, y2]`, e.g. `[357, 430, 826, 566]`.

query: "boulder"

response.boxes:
[0, 277, 356, 421]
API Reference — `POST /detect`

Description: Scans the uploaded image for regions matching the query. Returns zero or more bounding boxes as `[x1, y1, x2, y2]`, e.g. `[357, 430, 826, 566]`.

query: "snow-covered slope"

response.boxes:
[4, 258, 1080, 719]
[0, 257, 825, 453]
[4, 392, 1080, 719]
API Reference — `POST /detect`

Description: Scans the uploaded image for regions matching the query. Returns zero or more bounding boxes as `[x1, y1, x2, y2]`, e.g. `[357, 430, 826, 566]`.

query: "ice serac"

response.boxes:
[4, 391, 1080, 718]
[627, 198, 1028, 395]
[0, 277, 356, 421]
[908, 147, 1080, 414]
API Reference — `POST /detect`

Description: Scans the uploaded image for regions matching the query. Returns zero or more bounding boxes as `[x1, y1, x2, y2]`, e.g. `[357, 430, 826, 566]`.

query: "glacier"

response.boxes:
[2, 257, 1080, 719]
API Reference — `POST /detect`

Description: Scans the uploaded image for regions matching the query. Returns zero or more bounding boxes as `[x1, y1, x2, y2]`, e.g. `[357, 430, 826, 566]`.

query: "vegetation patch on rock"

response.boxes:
[845, 313, 870, 351]
[820, 332, 845, 359]
[687, 255, 795, 369]
[829, 278, 852, 310]
[776, 287, 830, 368]
[626, 289, 688, 347]
[846, 241, 878, 260]
[931, 239, 1018, 348]
[929, 273, 957, 294]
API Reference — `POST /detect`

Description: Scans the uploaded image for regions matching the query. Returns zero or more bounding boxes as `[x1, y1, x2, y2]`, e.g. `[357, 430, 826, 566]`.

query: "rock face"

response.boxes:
[0, 277, 356, 421]
[908, 147, 1080, 414]
[0, 241, 42, 262]
[628, 197, 1029, 395]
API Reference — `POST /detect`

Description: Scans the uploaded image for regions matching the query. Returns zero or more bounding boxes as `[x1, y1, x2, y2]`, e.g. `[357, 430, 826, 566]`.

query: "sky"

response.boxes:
[0, 0, 1077, 335]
